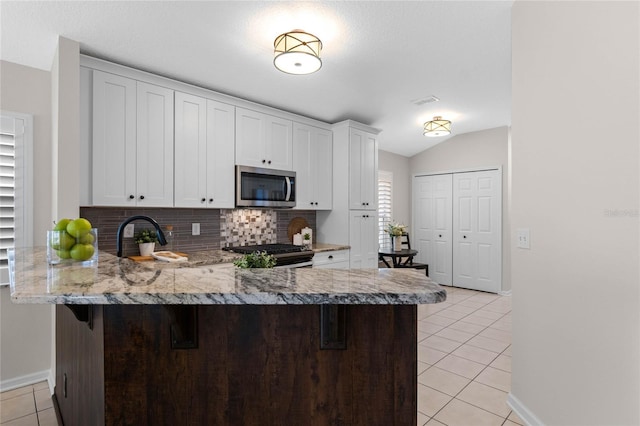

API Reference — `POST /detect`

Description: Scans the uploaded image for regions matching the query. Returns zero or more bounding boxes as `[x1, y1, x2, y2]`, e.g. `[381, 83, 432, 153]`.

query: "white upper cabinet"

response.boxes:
[293, 123, 333, 210]
[348, 128, 378, 210]
[174, 92, 235, 208]
[235, 107, 293, 171]
[92, 71, 174, 207]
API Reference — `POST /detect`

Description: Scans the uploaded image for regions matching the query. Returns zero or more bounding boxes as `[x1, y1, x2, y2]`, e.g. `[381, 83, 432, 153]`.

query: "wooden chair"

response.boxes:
[393, 233, 429, 276]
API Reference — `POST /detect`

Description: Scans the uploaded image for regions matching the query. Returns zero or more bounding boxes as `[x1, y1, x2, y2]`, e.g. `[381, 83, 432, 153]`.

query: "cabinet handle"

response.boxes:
[209, 198, 214, 203]
[129, 195, 135, 200]
[201, 198, 206, 203]
[139, 195, 145, 200]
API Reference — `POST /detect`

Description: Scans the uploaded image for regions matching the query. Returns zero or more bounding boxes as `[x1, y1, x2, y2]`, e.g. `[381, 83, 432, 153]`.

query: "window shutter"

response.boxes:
[378, 171, 393, 250]
[0, 132, 15, 282]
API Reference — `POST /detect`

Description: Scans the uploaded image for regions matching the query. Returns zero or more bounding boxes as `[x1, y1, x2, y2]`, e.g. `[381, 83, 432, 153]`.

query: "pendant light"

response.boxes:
[274, 30, 322, 75]
[423, 116, 452, 137]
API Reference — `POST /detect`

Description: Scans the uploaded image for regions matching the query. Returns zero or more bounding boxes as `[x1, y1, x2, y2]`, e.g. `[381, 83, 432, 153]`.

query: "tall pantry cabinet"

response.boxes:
[317, 121, 380, 269]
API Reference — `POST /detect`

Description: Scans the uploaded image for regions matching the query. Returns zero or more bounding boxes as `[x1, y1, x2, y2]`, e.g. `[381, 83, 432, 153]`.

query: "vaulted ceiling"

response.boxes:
[0, 1, 512, 157]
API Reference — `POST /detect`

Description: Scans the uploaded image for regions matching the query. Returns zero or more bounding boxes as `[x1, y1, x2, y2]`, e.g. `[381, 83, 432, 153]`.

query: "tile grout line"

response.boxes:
[418, 289, 512, 424]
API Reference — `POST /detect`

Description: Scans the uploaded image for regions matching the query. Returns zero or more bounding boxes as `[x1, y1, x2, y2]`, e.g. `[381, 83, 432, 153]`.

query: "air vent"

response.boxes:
[411, 95, 440, 106]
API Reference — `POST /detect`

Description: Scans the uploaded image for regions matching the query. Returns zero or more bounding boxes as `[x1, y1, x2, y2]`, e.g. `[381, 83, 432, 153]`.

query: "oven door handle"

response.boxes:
[285, 177, 292, 201]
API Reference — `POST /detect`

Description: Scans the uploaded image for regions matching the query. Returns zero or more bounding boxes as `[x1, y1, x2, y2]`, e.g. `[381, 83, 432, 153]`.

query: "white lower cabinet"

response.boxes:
[174, 92, 235, 208]
[349, 211, 379, 269]
[312, 250, 349, 269]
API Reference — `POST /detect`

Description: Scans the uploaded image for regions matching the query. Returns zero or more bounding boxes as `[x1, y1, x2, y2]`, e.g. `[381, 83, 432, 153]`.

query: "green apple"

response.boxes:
[70, 243, 94, 261]
[67, 218, 92, 238]
[56, 249, 71, 259]
[79, 232, 95, 245]
[50, 230, 75, 251]
[53, 218, 72, 231]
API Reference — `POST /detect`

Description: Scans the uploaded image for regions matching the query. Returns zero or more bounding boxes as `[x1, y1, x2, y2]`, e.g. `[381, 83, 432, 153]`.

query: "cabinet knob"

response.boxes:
[463, 235, 467, 239]
[439, 234, 442, 238]
[129, 195, 135, 200]
[139, 195, 145, 200]
[268, 160, 272, 164]
[315, 202, 318, 206]
[201, 198, 206, 203]
[310, 202, 314, 205]
[328, 255, 333, 260]
[262, 159, 266, 164]
[209, 198, 213, 203]
[362, 202, 365, 206]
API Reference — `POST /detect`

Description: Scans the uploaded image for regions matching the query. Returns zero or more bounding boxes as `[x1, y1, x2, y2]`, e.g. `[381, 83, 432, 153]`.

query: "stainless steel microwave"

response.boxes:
[235, 165, 296, 208]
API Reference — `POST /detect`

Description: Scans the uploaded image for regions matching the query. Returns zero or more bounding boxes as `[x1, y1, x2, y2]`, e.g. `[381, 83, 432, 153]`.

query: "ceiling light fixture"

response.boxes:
[274, 30, 322, 75]
[423, 116, 452, 137]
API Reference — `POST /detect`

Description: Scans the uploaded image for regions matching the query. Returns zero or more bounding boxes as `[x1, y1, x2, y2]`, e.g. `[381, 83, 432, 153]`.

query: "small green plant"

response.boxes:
[233, 251, 277, 269]
[134, 229, 158, 244]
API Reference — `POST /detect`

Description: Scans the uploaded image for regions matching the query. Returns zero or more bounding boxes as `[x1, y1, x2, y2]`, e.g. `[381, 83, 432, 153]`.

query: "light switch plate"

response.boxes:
[192, 223, 200, 236]
[123, 224, 135, 238]
[517, 228, 530, 249]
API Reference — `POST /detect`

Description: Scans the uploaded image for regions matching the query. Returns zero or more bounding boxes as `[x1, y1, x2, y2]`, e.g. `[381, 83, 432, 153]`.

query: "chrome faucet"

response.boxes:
[116, 215, 167, 257]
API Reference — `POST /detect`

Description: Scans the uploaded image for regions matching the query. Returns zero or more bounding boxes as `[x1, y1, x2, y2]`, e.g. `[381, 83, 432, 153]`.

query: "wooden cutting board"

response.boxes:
[128, 252, 188, 262]
[287, 217, 309, 243]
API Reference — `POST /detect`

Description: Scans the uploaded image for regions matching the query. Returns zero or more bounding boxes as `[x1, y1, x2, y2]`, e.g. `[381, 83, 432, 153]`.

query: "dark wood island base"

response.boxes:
[55, 304, 417, 425]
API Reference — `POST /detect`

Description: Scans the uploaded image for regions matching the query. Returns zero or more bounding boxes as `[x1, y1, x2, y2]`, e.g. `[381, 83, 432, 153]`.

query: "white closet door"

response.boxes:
[414, 174, 452, 285]
[452, 170, 501, 292]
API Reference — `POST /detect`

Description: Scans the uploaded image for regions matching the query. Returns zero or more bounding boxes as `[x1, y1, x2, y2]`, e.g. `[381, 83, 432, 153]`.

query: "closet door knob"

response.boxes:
[209, 198, 214, 203]
[139, 195, 145, 200]
[129, 195, 135, 200]
[201, 198, 206, 203]
[262, 159, 266, 164]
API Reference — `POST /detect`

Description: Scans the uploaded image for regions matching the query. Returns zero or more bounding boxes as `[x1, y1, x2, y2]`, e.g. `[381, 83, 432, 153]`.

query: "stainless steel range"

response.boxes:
[223, 243, 314, 268]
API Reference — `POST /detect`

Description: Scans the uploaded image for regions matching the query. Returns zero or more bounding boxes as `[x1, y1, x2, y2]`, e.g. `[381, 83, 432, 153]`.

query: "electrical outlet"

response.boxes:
[123, 223, 135, 238]
[517, 228, 530, 249]
[192, 223, 200, 236]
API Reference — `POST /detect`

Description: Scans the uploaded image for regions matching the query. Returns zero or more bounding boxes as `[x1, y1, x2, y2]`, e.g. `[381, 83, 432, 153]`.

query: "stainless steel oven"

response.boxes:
[236, 165, 296, 208]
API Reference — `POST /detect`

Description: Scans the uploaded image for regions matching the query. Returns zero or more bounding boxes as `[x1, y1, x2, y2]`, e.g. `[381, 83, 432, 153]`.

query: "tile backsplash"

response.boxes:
[80, 207, 316, 256]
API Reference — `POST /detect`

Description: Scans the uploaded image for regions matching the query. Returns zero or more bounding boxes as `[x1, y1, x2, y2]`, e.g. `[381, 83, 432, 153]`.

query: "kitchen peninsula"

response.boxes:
[10, 248, 446, 425]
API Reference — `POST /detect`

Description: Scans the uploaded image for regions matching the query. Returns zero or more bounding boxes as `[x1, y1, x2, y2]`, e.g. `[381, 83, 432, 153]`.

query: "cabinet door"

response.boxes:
[348, 129, 377, 210]
[293, 123, 314, 209]
[452, 170, 501, 292]
[92, 71, 136, 206]
[413, 174, 453, 285]
[293, 123, 332, 210]
[265, 115, 293, 170]
[136, 82, 174, 207]
[349, 212, 378, 269]
[174, 92, 207, 208]
[235, 107, 265, 168]
[206, 99, 235, 208]
[313, 128, 333, 210]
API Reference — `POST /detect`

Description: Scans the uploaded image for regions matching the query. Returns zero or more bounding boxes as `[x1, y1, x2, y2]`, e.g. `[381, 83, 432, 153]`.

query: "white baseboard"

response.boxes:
[498, 289, 512, 296]
[47, 369, 55, 394]
[507, 392, 545, 426]
[0, 369, 51, 393]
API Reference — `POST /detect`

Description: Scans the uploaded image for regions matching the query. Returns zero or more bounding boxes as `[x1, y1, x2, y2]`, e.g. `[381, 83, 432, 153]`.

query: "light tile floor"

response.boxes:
[418, 286, 522, 426]
[1, 287, 519, 426]
[0, 382, 57, 425]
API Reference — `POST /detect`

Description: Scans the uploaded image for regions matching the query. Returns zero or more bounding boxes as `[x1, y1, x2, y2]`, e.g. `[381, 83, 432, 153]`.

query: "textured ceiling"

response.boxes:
[0, 1, 512, 157]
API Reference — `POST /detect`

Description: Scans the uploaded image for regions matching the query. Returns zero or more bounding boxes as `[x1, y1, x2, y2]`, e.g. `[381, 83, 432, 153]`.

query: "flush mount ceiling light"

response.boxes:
[423, 116, 452, 137]
[274, 30, 322, 75]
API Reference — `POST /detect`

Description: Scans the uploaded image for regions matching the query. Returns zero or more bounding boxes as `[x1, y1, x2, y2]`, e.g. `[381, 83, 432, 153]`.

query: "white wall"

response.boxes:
[409, 126, 511, 291]
[378, 150, 410, 226]
[0, 60, 53, 390]
[511, 2, 639, 425]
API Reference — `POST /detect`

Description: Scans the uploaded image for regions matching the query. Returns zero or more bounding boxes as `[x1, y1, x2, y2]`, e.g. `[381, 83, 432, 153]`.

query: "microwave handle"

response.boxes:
[285, 177, 292, 201]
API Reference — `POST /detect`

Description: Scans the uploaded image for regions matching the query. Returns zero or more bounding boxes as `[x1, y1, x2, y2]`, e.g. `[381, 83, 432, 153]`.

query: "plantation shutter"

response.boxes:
[378, 171, 393, 250]
[0, 128, 16, 284]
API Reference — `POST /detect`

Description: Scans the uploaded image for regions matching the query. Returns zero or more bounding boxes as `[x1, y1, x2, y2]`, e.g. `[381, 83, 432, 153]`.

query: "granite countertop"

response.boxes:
[311, 243, 350, 252]
[9, 248, 446, 305]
